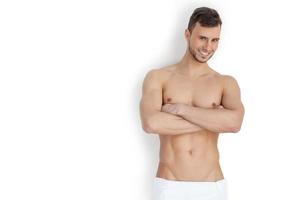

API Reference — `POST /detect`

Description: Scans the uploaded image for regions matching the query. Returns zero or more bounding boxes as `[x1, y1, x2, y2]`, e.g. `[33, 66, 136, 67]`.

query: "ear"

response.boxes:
[184, 29, 190, 42]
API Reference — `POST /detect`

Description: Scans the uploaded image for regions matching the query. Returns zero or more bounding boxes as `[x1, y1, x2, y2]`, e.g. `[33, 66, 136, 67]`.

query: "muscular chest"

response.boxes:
[162, 74, 223, 108]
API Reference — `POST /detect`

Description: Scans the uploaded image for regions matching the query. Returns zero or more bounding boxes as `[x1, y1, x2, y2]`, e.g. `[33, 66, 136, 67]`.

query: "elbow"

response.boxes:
[222, 124, 240, 133]
[142, 118, 155, 134]
[230, 118, 244, 133]
[230, 109, 244, 133]
[142, 123, 153, 134]
[230, 125, 241, 133]
[141, 112, 160, 134]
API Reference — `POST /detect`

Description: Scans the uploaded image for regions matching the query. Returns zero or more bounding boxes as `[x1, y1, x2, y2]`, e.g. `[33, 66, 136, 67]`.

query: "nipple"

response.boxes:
[212, 102, 216, 108]
[167, 98, 172, 102]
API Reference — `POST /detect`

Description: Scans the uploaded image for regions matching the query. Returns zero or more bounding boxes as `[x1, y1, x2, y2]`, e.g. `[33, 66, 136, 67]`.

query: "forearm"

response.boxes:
[147, 111, 205, 135]
[178, 105, 241, 133]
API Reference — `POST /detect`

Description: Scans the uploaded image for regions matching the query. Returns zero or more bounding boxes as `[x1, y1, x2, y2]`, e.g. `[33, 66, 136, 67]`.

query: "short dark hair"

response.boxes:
[187, 7, 222, 33]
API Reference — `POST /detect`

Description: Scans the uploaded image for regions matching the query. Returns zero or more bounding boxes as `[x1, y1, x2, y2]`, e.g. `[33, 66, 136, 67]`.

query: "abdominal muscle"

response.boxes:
[156, 130, 224, 182]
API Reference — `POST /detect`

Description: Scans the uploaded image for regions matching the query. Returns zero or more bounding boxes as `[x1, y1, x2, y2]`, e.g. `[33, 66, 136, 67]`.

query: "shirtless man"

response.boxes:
[139, 7, 245, 200]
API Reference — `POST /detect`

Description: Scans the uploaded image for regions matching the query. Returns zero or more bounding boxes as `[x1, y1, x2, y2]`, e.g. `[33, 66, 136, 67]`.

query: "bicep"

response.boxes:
[221, 75, 245, 114]
[139, 70, 163, 127]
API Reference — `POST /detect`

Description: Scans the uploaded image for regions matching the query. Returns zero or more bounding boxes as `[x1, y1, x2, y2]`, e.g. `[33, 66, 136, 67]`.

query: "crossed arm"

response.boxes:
[161, 75, 245, 133]
[161, 102, 244, 133]
[139, 69, 245, 135]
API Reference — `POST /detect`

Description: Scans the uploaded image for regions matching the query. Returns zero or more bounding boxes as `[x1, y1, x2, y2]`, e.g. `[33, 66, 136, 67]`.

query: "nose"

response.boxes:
[203, 41, 212, 52]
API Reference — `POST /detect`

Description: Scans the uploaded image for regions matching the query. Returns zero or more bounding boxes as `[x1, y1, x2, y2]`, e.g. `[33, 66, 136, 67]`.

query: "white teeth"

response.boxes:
[200, 51, 209, 56]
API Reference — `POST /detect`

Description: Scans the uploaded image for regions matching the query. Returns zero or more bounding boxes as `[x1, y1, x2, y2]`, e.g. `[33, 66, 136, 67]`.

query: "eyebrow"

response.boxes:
[199, 35, 220, 40]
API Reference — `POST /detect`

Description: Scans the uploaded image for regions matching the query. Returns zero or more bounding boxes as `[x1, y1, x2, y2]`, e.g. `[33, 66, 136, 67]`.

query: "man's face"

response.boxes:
[185, 22, 221, 63]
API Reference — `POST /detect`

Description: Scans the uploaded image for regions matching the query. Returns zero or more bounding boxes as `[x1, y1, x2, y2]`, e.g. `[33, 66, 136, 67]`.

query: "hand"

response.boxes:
[161, 103, 185, 115]
[212, 103, 224, 109]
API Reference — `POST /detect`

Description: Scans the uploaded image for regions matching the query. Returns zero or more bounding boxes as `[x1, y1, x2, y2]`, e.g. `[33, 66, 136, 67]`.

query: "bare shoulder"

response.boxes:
[158, 64, 178, 77]
[143, 65, 174, 81]
[219, 74, 240, 86]
[160, 64, 177, 71]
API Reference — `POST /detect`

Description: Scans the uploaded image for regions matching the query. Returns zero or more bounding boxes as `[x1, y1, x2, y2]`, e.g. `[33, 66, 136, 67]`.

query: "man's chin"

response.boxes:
[196, 56, 209, 63]
[198, 54, 214, 63]
[197, 60, 207, 63]
[191, 51, 212, 63]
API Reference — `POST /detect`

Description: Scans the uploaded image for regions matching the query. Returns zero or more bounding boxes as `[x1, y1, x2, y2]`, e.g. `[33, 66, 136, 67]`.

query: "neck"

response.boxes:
[177, 49, 210, 77]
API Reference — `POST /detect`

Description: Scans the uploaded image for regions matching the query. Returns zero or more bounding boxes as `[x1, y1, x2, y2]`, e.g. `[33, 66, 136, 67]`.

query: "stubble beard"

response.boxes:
[188, 43, 214, 64]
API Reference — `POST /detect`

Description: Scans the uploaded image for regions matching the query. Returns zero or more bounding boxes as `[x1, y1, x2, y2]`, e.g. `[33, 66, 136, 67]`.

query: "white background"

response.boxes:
[1, 0, 300, 199]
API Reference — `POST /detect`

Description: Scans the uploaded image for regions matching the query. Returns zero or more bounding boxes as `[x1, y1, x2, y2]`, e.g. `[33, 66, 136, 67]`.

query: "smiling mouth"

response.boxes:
[198, 51, 210, 57]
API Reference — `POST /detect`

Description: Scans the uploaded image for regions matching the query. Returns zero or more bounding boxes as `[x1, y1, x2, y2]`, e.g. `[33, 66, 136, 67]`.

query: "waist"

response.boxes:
[154, 176, 226, 185]
[157, 133, 222, 181]
[159, 145, 220, 163]
[159, 131, 219, 156]
[156, 160, 224, 181]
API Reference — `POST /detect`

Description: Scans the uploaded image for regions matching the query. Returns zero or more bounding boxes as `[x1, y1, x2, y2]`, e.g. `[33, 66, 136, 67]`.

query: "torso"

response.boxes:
[156, 64, 225, 181]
